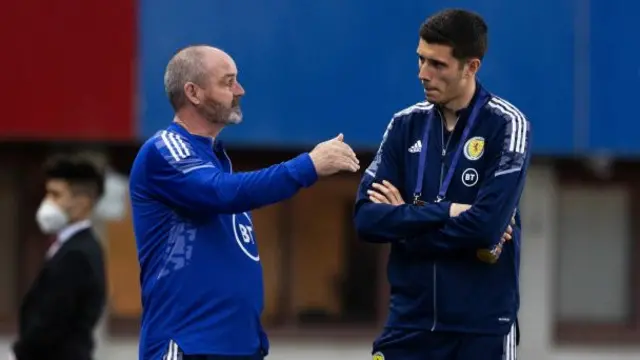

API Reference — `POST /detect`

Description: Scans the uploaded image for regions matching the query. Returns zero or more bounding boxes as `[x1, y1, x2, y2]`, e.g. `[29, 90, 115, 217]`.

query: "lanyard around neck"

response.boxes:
[413, 102, 484, 204]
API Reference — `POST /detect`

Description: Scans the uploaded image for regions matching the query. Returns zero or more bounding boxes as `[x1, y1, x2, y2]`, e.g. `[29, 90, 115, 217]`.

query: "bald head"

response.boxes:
[163, 45, 235, 111]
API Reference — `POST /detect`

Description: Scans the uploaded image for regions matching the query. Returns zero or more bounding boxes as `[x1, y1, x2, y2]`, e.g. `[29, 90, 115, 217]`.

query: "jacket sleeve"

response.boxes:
[142, 134, 318, 215]
[417, 114, 532, 250]
[12, 252, 88, 360]
[353, 116, 451, 243]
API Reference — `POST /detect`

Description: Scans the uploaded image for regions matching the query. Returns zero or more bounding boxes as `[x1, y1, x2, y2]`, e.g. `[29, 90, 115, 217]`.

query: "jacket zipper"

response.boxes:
[431, 109, 458, 331]
[223, 149, 233, 173]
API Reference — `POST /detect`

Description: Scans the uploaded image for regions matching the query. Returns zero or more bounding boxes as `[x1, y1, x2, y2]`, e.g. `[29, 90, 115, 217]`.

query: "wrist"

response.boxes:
[286, 153, 319, 187]
[434, 201, 452, 219]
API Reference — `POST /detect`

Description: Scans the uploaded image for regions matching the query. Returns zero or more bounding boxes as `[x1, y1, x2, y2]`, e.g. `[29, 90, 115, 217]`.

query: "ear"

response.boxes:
[183, 82, 202, 106]
[465, 58, 481, 78]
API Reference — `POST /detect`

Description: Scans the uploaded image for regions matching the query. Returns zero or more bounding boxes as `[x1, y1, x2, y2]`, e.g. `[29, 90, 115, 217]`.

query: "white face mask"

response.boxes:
[36, 199, 70, 234]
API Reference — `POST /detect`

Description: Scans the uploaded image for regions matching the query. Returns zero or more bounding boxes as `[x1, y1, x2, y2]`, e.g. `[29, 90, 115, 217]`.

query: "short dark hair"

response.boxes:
[44, 153, 105, 200]
[419, 9, 488, 61]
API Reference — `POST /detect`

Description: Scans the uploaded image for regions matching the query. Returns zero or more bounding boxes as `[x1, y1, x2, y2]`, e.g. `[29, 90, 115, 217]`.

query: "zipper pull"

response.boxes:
[442, 149, 446, 157]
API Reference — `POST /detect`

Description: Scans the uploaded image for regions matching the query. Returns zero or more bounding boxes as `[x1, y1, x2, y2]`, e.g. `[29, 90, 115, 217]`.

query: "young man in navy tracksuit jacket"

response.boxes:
[354, 9, 530, 360]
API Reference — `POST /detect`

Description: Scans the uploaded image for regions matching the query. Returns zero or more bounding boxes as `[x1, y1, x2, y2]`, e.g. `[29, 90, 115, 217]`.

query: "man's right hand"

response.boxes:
[449, 203, 472, 217]
[309, 133, 360, 176]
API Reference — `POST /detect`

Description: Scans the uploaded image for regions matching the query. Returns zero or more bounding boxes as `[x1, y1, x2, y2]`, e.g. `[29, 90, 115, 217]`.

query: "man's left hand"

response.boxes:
[368, 180, 405, 205]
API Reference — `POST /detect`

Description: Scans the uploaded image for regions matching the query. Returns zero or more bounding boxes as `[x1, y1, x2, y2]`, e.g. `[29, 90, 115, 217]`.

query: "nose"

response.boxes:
[418, 63, 432, 83]
[234, 81, 245, 96]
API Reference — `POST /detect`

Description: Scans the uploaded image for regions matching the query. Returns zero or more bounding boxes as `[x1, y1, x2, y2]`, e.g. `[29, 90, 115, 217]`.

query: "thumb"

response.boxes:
[334, 133, 344, 142]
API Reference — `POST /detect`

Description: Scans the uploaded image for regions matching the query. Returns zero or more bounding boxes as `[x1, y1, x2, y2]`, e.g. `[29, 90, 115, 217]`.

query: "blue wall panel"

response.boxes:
[588, 1, 640, 156]
[139, 0, 583, 153]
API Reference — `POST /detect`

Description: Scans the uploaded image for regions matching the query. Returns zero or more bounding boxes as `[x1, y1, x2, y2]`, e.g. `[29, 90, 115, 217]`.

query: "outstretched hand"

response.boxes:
[309, 133, 360, 176]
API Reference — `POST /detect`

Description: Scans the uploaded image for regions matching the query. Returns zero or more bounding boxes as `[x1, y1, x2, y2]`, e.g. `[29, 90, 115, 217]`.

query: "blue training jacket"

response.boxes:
[353, 82, 531, 337]
[129, 123, 318, 359]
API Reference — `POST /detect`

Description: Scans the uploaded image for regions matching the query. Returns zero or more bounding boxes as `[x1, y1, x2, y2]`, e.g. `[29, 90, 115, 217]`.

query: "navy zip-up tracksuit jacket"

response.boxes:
[354, 83, 531, 338]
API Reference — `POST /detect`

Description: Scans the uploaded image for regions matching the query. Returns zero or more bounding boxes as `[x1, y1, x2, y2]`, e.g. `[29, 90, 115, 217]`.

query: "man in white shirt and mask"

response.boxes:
[11, 153, 107, 360]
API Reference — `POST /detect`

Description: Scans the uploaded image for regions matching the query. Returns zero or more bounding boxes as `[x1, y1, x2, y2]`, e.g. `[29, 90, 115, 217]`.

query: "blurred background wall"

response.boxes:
[1, 0, 639, 359]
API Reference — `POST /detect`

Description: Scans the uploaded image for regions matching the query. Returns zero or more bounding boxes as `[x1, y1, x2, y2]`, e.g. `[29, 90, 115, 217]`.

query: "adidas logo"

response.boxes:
[408, 140, 422, 153]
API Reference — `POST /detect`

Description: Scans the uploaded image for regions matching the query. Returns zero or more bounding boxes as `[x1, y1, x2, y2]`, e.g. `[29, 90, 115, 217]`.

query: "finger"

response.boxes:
[368, 190, 390, 204]
[506, 225, 513, 234]
[334, 133, 344, 142]
[389, 197, 404, 206]
[353, 153, 360, 164]
[382, 180, 402, 203]
[348, 159, 360, 172]
[371, 183, 393, 198]
[339, 157, 359, 172]
[368, 188, 392, 204]
[370, 185, 394, 204]
[503, 233, 512, 241]
[371, 182, 385, 190]
[346, 151, 360, 164]
[330, 145, 355, 166]
[382, 180, 398, 190]
[369, 195, 382, 204]
[374, 184, 401, 205]
[336, 142, 359, 162]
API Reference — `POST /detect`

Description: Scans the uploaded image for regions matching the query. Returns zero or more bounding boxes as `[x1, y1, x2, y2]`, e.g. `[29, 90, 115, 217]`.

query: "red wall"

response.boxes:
[0, 0, 135, 141]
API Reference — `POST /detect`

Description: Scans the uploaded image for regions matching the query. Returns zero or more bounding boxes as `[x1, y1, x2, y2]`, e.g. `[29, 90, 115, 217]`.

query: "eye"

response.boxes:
[431, 60, 448, 70]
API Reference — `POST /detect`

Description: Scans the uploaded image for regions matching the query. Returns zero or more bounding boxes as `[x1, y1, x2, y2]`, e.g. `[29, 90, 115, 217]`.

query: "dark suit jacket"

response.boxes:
[13, 228, 106, 360]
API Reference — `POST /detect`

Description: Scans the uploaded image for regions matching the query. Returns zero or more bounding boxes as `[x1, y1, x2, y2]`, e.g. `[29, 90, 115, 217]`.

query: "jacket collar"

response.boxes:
[436, 80, 491, 115]
[435, 80, 491, 127]
[168, 122, 226, 151]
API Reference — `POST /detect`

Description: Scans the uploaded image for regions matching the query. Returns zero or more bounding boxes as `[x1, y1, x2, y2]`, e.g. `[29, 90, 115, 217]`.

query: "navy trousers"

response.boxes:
[372, 324, 517, 360]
